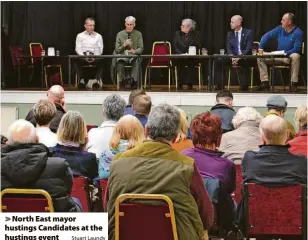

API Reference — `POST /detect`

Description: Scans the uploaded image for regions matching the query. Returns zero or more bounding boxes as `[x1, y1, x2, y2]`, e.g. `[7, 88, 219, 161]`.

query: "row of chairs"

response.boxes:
[1, 182, 306, 240]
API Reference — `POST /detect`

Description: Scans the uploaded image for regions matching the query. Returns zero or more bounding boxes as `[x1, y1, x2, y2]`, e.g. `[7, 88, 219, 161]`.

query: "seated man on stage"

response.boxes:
[115, 16, 144, 88]
[173, 18, 200, 90]
[257, 13, 303, 92]
[214, 15, 253, 91]
[75, 17, 104, 88]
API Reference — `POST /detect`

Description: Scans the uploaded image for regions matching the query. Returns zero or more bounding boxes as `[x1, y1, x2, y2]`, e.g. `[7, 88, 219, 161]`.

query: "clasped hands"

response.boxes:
[123, 39, 136, 54]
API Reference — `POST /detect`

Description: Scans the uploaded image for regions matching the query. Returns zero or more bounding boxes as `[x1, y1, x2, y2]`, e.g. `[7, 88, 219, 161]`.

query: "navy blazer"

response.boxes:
[227, 28, 253, 55]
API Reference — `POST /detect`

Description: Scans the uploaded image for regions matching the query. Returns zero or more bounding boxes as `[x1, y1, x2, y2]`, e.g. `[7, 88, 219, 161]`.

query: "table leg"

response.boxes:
[68, 57, 71, 86]
[206, 57, 211, 92]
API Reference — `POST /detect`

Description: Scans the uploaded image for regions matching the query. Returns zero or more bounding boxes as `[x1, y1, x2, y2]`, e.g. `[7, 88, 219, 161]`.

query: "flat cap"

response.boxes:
[266, 95, 288, 110]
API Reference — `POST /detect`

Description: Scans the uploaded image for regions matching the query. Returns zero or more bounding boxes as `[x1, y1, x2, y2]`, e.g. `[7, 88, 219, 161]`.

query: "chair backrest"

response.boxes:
[29, 43, 43, 64]
[202, 177, 221, 203]
[9, 47, 27, 67]
[244, 183, 306, 237]
[71, 176, 91, 212]
[87, 125, 98, 132]
[150, 41, 171, 66]
[302, 42, 304, 55]
[233, 164, 243, 204]
[252, 41, 260, 51]
[115, 194, 178, 240]
[1, 188, 54, 212]
[99, 179, 108, 209]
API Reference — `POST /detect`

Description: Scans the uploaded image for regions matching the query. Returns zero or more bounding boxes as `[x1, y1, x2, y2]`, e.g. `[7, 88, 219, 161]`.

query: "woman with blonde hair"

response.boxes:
[50, 111, 98, 179]
[171, 108, 193, 152]
[99, 115, 145, 179]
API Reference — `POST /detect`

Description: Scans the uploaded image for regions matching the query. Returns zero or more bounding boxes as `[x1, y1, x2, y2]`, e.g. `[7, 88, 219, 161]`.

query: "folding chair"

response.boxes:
[144, 41, 173, 90]
[244, 183, 307, 240]
[30, 43, 63, 87]
[115, 194, 178, 240]
[232, 164, 243, 205]
[86, 125, 98, 132]
[1, 188, 54, 212]
[71, 176, 91, 212]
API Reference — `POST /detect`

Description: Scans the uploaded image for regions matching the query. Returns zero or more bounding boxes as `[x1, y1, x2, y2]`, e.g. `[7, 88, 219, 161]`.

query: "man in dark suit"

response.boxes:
[214, 15, 253, 91]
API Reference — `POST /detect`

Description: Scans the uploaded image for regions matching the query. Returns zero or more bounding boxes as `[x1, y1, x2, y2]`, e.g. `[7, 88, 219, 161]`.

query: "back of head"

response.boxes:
[110, 115, 145, 150]
[294, 104, 308, 130]
[174, 108, 189, 143]
[216, 90, 233, 106]
[33, 100, 57, 127]
[133, 94, 152, 116]
[266, 95, 288, 112]
[57, 111, 87, 145]
[260, 115, 288, 145]
[146, 103, 180, 142]
[190, 112, 222, 148]
[232, 107, 262, 129]
[102, 94, 126, 121]
[128, 89, 146, 105]
[7, 119, 37, 144]
[47, 85, 65, 105]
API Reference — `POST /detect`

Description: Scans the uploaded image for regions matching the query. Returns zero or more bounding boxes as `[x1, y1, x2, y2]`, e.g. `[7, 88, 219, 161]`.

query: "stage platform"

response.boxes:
[1, 85, 307, 107]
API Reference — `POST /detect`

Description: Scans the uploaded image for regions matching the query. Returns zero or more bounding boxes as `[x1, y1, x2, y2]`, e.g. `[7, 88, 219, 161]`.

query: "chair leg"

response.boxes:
[44, 67, 48, 88]
[168, 67, 171, 90]
[250, 67, 253, 89]
[75, 73, 78, 88]
[228, 69, 231, 90]
[279, 69, 285, 90]
[59, 66, 63, 86]
[144, 67, 148, 89]
[198, 66, 201, 90]
[175, 66, 178, 89]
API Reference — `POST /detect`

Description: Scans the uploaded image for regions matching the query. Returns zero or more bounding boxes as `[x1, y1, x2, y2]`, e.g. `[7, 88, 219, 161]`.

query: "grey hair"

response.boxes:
[7, 119, 37, 144]
[232, 107, 262, 129]
[182, 18, 196, 30]
[146, 103, 180, 141]
[232, 15, 243, 23]
[102, 94, 126, 121]
[125, 16, 136, 24]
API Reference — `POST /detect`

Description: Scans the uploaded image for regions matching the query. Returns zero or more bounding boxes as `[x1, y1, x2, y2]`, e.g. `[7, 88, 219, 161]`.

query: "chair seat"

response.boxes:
[271, 65, 290, 69]
[45, 64, 62, 68]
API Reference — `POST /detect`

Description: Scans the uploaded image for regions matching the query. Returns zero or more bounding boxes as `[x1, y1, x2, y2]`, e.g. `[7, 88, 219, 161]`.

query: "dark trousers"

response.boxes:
[175, 59, 199, 86]
[214, 58, 254, 90]
[74, 59, 104, 83]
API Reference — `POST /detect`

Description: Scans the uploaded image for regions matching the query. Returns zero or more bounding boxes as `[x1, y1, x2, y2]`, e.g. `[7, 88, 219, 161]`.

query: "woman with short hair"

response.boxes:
[50, 111, 98, 179]
[99, 115, 145, 179]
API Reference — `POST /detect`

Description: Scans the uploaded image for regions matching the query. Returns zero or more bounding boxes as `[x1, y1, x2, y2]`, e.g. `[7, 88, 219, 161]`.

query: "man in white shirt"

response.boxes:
[33, 100, 58, 148]
[74, 18, 104, 88]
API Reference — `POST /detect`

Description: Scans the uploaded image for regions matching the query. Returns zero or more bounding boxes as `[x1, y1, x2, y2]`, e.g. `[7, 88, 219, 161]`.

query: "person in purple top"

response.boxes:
[182, 112, 236, 194]
[257, 13, 303, 92]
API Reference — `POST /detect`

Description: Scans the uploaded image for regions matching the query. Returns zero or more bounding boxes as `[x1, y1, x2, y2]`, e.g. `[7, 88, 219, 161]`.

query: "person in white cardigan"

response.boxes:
[87, 94, 126, 159]
[219, 107, 262, 164]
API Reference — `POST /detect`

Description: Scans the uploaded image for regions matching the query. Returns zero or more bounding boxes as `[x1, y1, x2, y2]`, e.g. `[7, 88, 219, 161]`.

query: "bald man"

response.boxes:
[257, 13, 303, 92]
[214, 15, 253, 91]
[25, 85, 66, 133]
[1, 119, 81, 212]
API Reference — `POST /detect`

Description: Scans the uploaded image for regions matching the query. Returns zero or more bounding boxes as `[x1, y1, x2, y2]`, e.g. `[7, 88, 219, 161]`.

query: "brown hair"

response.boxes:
[128, 89, 146, 105]
[33, 100, 56, 126]
[109, 115, 145, 150]
[174, 108, 189, 143]
[133, 94, 152, 116]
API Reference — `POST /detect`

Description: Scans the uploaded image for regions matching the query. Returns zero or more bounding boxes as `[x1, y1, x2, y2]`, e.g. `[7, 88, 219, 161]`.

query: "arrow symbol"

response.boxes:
[5, 217, 11, 222]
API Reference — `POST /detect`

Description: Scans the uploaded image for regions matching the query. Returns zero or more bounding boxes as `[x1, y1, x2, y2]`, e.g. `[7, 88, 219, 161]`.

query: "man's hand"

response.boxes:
[128, 49, 136, 54]
[232, 58, 239, 66]
[123, 39, 131, 47]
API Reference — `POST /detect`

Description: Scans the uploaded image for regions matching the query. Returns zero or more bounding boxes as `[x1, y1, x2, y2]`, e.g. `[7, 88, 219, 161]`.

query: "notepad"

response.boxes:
[263, 50, 286, 55]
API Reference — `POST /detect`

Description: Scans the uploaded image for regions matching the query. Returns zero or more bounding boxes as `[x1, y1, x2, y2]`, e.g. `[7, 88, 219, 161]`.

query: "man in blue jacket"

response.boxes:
[214, 15, 253, 91]
[257, 13, 303, 92]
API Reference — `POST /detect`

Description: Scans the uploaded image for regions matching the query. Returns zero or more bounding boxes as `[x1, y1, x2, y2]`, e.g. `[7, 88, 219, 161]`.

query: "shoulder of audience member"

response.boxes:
[46, 156, 70, 169]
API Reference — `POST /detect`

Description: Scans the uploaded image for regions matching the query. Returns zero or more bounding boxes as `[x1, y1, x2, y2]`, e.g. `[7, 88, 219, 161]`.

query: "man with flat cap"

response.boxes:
[264, 95, 296, 139]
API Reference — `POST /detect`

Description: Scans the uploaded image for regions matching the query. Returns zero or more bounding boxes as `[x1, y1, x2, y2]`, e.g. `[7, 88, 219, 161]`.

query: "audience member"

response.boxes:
[219, 107, 262, 163]
[1, 135, 8, 145]
[99, 115, 145, 179]
[210, 90, 235, 133]
[288, 105, 307, 156]
[125, 89, 146, 115]
[132, 94, 152, 127]
[26, 85, 66, 133]
[171, 108, 193, 152]
[265, 95, 296, 139]
[33, 100, 58, 147]
[1, 119, 81, 212]
[87, 94, 126, 158]
[106, 103, 213, 240]
[50, 111, 98, 179]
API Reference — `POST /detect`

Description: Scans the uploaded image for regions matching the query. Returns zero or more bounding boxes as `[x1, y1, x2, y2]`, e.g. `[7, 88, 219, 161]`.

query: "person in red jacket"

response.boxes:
[288, 105, 307, 157]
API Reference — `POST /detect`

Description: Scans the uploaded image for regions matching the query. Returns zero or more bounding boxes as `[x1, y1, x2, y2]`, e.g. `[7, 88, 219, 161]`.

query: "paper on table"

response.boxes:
[263, 50, 286, 55]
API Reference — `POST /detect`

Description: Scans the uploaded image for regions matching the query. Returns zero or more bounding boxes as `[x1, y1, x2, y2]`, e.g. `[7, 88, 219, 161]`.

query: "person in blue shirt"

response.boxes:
[132, 94, 152, 127]
[257, 13, 303, 92]
[124, 89, 146, 115]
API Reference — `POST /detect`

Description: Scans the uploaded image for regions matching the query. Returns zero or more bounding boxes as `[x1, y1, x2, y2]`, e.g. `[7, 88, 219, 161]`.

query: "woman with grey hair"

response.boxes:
[173, 18, 200, 90]
[219, 107, 263, 163]
[87, 94, 126, 158]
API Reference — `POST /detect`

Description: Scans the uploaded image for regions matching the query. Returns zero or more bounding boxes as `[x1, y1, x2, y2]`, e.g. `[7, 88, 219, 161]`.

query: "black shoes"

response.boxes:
[255, 81, 270, 91]
[290, 82, 300, 92]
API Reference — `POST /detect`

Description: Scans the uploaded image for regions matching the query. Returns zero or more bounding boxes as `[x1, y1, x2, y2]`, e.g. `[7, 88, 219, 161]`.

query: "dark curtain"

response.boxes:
[5, 1, 307, 84]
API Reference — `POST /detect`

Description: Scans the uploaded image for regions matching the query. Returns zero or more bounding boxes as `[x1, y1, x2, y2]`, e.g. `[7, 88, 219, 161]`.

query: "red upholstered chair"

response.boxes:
[144, 41, 173, 90]
[115, 194, 178, 240]
[1, 188, 54, 212]
[10, 46, 34, 87]
[71, 176, 91, 212]
[243, 183, 306, 239]
[29, 43, 63, 87]
[232, 164, 243, 205]
[99, 179, 108, 211]
[86, 125, 98, 132]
